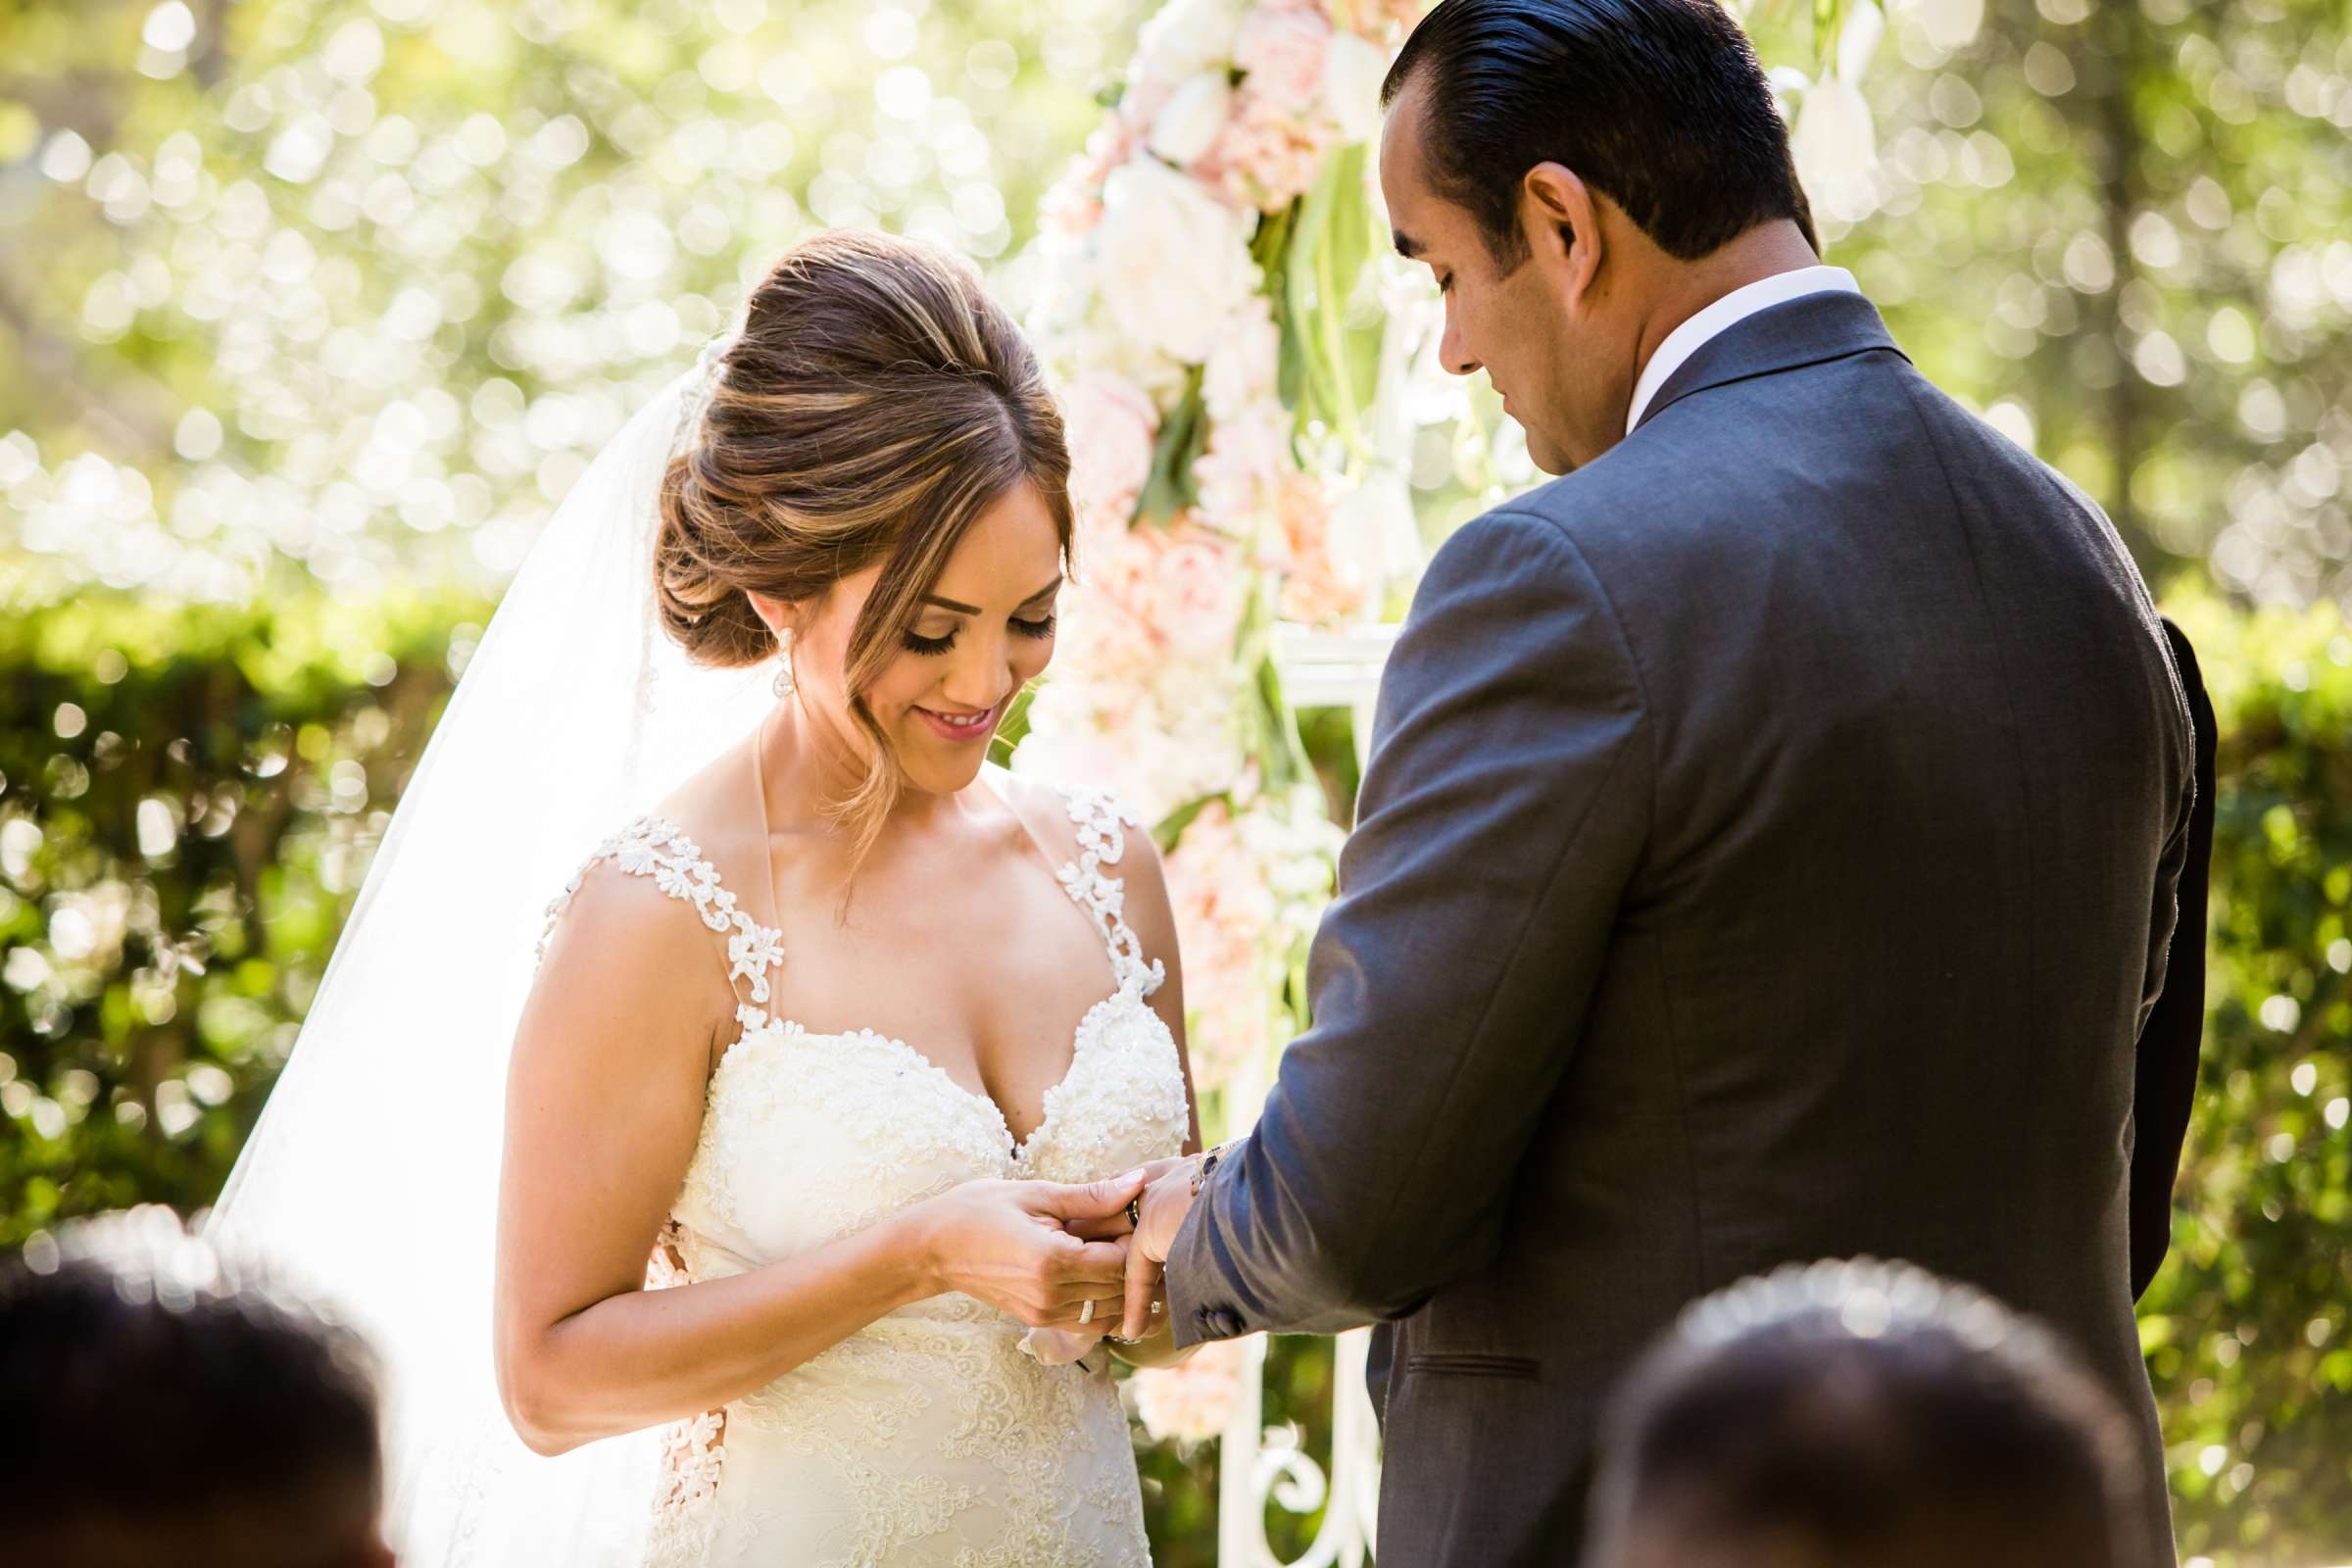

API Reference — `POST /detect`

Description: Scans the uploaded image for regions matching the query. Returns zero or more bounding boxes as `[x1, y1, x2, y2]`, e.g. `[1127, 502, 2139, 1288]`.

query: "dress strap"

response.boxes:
[1043, 783, 1165, 1000]
[535, 815, 786, 1010]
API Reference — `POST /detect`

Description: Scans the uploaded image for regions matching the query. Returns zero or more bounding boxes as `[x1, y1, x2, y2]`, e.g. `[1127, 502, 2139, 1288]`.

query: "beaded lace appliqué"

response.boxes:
[1050, 783, 1165, 1001]
[536, 818, 786, 1004]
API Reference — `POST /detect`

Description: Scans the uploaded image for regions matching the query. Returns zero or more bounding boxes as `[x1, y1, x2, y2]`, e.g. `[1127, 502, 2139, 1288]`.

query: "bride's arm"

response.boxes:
[1102, 825, 1209, 1371]
[494, 858, 1139, 1457]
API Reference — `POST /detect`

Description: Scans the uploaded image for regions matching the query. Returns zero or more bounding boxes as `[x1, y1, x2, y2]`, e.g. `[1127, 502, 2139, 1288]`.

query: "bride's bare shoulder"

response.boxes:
[536, 717, 770, 975]
[533, 819, 734, 997]
[531, 760, 758, 1044]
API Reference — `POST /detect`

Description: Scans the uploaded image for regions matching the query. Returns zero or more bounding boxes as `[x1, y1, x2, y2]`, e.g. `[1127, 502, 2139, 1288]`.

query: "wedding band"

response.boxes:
[1125, 1195, 1142, 1228]
[1079, 1298, 1096, 1325]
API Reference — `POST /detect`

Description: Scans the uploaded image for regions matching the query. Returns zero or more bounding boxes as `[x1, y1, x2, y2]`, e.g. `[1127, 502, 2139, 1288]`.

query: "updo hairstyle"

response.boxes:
[653, 228, 1076, 864]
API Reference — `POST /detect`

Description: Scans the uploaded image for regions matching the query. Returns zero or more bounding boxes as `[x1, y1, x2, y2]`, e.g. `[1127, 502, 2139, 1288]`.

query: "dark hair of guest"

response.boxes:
[1383, 0, 1820, 267]
[0, 1250, 387, 1567]
[1585, 1260, 2146, 1568]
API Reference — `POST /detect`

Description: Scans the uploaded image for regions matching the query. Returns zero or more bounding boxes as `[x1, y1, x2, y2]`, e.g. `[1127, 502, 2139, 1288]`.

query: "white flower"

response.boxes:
[1792, 75, 1879, 223]
[1148, 70, 1234, 167]
[1193, 399, 1291, 523]
[1836, 0, 1885, 84]
[1009, 721, 1128, 798]
[1133, 0, 1249, 83]
[1201, 293, 1280, 422]
[1322, 30, 1387, 143]
[1065, 316, 1191, 405]
[1096, 161, 1261, 366]
[1329, 471, 1422, 584]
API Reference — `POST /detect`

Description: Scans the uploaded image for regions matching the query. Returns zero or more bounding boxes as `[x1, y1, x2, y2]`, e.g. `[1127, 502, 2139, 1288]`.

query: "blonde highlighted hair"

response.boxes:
[653, 229, 1076, 873]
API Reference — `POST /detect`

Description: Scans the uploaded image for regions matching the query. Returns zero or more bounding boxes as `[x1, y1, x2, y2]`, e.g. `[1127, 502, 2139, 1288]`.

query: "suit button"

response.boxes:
[1200, 1308, 1242, 1339]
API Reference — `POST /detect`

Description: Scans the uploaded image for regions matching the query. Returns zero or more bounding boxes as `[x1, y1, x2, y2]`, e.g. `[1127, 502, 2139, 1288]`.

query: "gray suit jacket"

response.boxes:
[1163, 291, 2193, 1566]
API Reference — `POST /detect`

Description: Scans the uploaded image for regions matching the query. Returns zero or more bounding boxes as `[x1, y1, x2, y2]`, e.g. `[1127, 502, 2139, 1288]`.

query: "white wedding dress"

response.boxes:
[532, 763, 1189, 1566]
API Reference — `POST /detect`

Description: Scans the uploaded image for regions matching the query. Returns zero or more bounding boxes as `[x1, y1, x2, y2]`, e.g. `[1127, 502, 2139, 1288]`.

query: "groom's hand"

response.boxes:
[1117, 1160, 1200, 1340]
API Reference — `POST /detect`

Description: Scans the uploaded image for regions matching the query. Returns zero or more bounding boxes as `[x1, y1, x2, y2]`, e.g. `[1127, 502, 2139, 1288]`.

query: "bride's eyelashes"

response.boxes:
[899, 613, 1057, 657]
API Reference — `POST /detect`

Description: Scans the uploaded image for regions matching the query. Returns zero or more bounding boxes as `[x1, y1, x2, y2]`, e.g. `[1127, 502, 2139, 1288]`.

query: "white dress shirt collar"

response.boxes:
[1624, 265, 1861, 434]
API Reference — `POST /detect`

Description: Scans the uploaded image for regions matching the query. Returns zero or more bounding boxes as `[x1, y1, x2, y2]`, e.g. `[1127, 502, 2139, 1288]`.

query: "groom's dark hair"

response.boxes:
[1383, 0, 1818, 268]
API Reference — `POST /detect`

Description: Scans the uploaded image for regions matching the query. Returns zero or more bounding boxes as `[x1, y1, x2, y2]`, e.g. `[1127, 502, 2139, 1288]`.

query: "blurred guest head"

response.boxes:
[0, 1205, 393, 1568]
[1585, 1258, 2145, 1568]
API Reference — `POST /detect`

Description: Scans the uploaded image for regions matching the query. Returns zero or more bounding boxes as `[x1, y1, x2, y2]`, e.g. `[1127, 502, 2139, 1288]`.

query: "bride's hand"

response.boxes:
[910, 1171, 1147, 1329]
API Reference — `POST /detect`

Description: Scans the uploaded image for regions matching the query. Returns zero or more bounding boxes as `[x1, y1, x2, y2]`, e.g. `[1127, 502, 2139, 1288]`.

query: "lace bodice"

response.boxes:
[534, 768, 1188, 1566]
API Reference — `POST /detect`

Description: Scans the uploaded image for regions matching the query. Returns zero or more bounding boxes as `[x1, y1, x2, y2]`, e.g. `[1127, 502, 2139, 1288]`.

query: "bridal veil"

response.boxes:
[201, 347, 773, 1564]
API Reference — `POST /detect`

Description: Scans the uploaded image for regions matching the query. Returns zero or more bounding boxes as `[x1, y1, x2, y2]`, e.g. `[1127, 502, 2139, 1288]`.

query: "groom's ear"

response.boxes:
[1520, 162, 1603, 306]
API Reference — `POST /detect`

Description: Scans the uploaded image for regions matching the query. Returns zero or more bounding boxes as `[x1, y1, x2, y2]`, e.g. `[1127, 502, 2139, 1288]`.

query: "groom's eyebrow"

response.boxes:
[1393, 229, 1424, 259]
[922, 578, 1062, 615]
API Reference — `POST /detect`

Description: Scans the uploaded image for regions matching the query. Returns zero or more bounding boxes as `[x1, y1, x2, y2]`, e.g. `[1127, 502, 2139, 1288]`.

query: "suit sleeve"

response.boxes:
[1163, 508, 1651, 1346]
[2130, 617, 2214, 1300]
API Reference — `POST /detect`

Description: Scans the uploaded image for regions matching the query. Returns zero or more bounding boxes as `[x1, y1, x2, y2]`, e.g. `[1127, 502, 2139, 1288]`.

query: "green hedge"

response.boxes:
[1, 582, 2344, 1562]
[2138, 586, 2352, 1563]
[0, 587, 492, 1236]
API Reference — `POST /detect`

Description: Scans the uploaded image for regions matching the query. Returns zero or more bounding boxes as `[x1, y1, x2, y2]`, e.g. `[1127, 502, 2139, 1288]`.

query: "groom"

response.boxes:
[1119, 1, 2195, 1562]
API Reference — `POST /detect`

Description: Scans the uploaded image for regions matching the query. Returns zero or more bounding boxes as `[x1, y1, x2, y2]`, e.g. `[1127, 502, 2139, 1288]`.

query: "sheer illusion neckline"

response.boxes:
[737, 715, 1149, 1159]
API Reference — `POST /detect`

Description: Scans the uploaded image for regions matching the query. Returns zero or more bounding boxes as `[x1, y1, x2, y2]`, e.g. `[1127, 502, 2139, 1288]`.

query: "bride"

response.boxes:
[203, 228, 1206, 1565]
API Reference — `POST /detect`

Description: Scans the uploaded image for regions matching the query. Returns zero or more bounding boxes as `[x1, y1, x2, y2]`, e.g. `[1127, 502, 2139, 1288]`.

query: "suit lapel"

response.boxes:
[1632, 290, 1912, 434]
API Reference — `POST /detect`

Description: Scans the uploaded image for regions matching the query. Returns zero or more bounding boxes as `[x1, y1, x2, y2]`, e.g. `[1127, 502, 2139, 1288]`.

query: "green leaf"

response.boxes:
[1133, 368, 1209, 527]
[1813, 0, 1843, 73]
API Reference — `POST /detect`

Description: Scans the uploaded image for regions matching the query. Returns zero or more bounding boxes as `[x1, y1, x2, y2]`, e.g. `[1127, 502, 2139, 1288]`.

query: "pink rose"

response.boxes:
[1202, 293, 1280, 421]
[1142, 523, 1247, 662]
[1134, 1337, 1253, 1445]
[1063, 370, 1159, 534]
[1202, 85, 1337, 211]
[1233, 4, 1331, 114]
[1192, 410, 1292, 523]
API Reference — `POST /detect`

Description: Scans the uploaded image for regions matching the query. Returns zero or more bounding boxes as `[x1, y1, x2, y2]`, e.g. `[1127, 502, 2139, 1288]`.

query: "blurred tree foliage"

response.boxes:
[0, 588, 491, 1234]
[1815, 0, 2352, 605]
[2139, 585, 2352, 1563]
[0, 0, 1140, 601]
[5, 0, 2350, 605]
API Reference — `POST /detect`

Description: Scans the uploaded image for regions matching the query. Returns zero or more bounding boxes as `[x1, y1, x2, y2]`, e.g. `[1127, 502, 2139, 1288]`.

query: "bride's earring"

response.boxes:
[772, 631, 796, 699]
